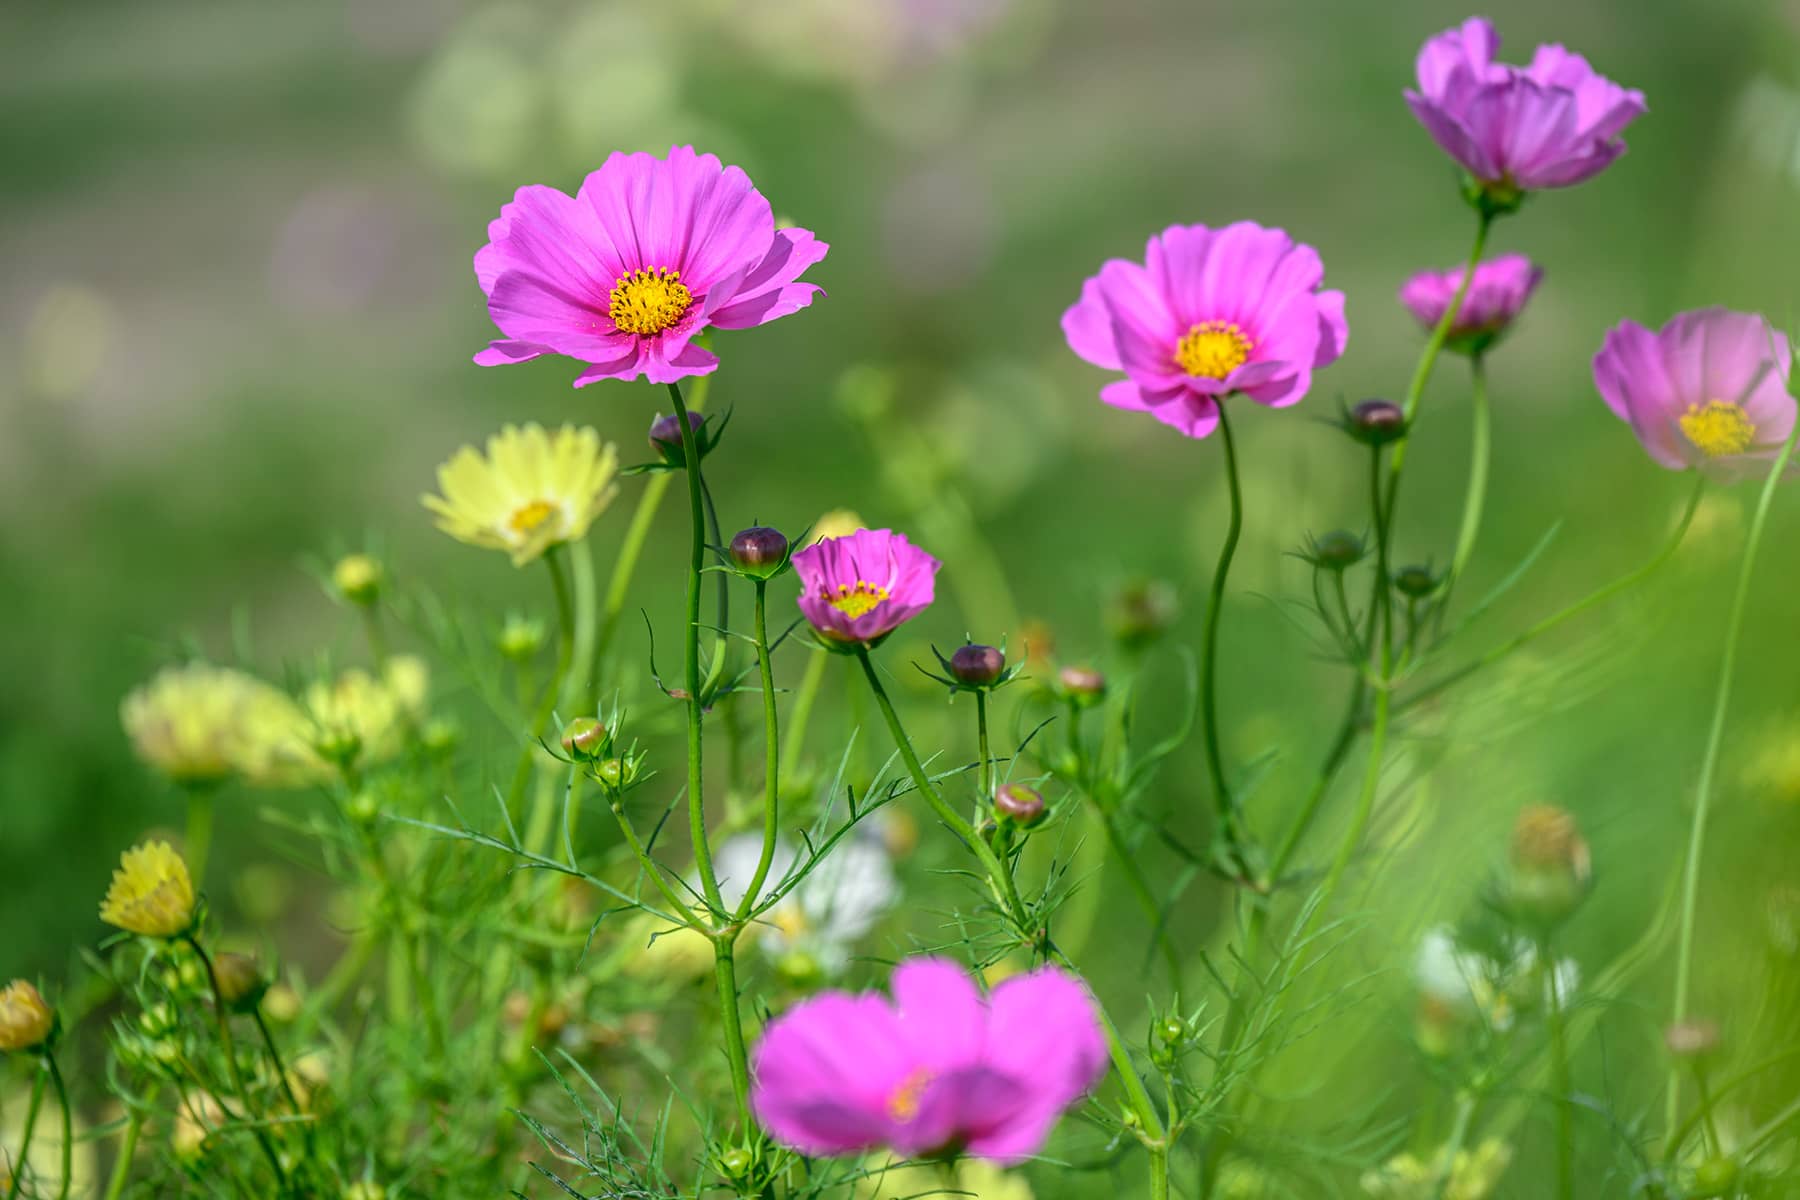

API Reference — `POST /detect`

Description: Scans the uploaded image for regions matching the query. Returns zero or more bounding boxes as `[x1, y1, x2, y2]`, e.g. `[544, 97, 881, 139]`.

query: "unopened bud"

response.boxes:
[0, 980, 54, 1052]
[593, 757, 630, 790]
[729, 527, 789, 578]
[649, 411, 707, 465]
[421, 718, 460, 755]
[1108, 579, 1177, 649]
[560, 717, 608, 760]
[950, 644, 1006, 687]
[1393, 564, 1441, 599]
[994, 783, 1047, 826]
[1310, 530, 1366, 571]
[719, 1147, 754, 1178]
[1664, 1018, 1721, 1061]
[212, 952, 268, 1012]
[346, 789, 380, 827]
[1506, 804, 1592, 928]
[1348, 399, 1407, 445]
[1691, 1157, 1739, 1197]
[1059, 666, 1106, 705]
[498, 614, 546, 661]
[332, 554, 382, 606]
[1157, 1017, 1185, 1045]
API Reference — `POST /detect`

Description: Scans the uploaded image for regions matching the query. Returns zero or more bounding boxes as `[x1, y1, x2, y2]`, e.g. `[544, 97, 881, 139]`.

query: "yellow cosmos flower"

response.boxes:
[100, 841, 196, 938]
[855, 1156, 1033, 1200]
[121, 663, 293, 786]
[0, 981, 53, 1052]
[266, 655, 432, 779]
[422, 424, 620, 566]
[806, 508, 866, 546]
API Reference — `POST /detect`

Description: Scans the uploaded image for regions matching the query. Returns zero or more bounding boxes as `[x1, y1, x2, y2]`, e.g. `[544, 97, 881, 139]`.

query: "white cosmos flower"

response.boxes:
[710, 832, 899, 976]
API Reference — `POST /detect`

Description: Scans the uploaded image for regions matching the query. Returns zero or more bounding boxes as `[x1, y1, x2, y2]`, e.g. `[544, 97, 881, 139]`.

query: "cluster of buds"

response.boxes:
[558, 716, 647, 799]
[1503, 805, 1592, 930]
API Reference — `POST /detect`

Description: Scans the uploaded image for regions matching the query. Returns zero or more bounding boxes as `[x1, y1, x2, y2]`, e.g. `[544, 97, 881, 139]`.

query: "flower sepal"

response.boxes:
[916, 641, 1023, 696]
[1462, 174, 1527, 221]
[630, 407, 731, 474]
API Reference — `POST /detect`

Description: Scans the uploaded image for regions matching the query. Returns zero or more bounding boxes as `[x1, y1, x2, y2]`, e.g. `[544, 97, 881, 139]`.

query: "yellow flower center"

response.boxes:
[1679, 400, 1756, 458]
[824, 581, 889, 619]
[508, 499, 560, 536]
[609, 267, 693, 336]
[1176, 320, 1254, 379]
[887, 1068, 933, 1121]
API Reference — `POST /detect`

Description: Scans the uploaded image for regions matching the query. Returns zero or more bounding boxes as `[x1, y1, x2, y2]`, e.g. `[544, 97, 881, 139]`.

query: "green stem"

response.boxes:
[46, 1055, 70, 1200]
[5, 1067, 45, 1200]
[100, 1094, 147, 1200]
[185, 935, 288, 1189]
[735, 580, 781, 922]
[252, 1008, 306, 1127]
[780, 648, 828, 783]
[507, 548, 576, 828]
[1266, 676, 1364, 884]
[1437, 355, 1491, 626]
[184, 786, 215, 888]
[1199, 401, 1247, 871]
[360, 606, 389, 669]
[975, 691, 993, 802]
[1434, 1091, 1477, 1200]
[1097, 804, 1183, 992]
[1666, 424, 1800, 1137]
[1400, 478, 1705, 713]
[1544, 939, 1574, 1200]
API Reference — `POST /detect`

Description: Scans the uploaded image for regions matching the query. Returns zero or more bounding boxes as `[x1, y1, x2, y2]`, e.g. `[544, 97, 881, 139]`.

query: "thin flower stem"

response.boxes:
[855, 647, 1168, 1198]
[4, 1068, 45, 1200]
[184, 786, 215, 888]
[1434, 1090, 1477, 1200]
[1097, 803, 1184, 993]
[780, 647, 828, 779]
[605, 795, 701, 923]
[508, 547, 576, 831]
[1666, 424, 1800, 1138]
[1266, 676, 1364, 884]
[1399, 477, 1705, 714]
[975, 691, 992, 801]
[667, 382, 753, 1132]
[590, 374, 711, 694]
[360, 605, 389, 669]
[1199, 401, 1248, 872]
[735, 580, 781, 922]
[100, 1094, 148, 1200]
[252, 1008, 306, 1127]
[1436, 354, 1492, 628]
[185, 935, 289, 1189]
[700, 475, 733, 702]
[46, 1055, 70, 1200]
[1544, 938, 1574, 1200]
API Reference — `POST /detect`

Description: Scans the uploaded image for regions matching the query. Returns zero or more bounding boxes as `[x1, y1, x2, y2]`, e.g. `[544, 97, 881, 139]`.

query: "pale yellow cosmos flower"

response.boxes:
[100, 841, 196, 938]
[422, 424, 620, 566]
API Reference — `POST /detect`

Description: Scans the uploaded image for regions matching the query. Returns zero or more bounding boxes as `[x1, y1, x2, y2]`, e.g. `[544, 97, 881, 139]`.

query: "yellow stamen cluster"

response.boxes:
[1176, 320, 1254, 379]
[508, 498, 560, 535]
[609, 267, 693, 336]
[422, 424, 621, 568]
[1679, 399, 1756, 459]
[0, 980, 54, 1052]
[100, 841, 197, 938]
[887, 1068, 933, 1121]
[824, 580, 889, 619]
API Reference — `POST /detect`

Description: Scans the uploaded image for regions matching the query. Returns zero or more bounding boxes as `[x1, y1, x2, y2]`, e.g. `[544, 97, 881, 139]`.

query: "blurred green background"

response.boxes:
[4, 0, 1800, 1185]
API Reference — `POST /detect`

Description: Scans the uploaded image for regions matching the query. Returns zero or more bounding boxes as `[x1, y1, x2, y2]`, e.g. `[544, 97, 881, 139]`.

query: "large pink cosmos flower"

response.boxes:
[1061, 221, 1348, 439]
[750, 958, 1106, 1164]
[792, 528, 940, 647]
[1407, 18, 1645, 197]
[473, 146, 828, 387]
[1399, 253, 1543, 355]
[1592, 308, 1796, 479]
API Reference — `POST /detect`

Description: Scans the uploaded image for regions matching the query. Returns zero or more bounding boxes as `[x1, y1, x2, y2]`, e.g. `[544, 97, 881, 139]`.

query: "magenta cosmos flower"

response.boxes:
[792, 528, 940, 647]
[1399, 253, 1543, 355]
[1407, 18, 1645, 200]
[751, 958, 1106, 1164]
[1593, 308, 1796, 478]
[1061, 221, 1347, 439]
[473, 145, 828, 386]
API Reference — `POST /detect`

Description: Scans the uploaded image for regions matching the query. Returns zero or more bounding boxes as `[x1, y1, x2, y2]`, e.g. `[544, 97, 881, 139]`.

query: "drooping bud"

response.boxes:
[1058, 666, 1106, 706]
[212, 952, 269, 1012]
[332, 554, 383, 606]
[560, 717, 608, 761]
[648, 411, 709, 466]
[994, 783, 1047, 826]
[1393, 564, 1441, 600]
[1108, 579, 1178, 649]
[950, 644, 1006, 687]
[1664, 1018, 1721, 1061]
[1347, 398, 1408, 446]
[1309, 530, 1367, 571]
[0, 980, 54, 1052]
[1505, 804, 1592, 929]
[729, 527, 790, 579]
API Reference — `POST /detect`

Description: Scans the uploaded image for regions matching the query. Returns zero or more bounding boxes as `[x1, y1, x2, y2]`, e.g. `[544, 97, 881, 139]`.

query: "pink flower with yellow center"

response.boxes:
[1592, 308, 1796, 479]
[792, 528, 940, 648]
[750, 958, 1106, 1164]
[473, 145, 828, 386]
[1061, 221, 1348, 439]
[1407, 17, 1645, 200]
[1399, 253, 1542, 355]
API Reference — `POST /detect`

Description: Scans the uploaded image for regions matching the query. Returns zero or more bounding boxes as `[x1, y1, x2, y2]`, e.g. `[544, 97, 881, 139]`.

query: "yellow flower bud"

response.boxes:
[100, 841, 196, 938]
[332, 554, 383, 605]
[0, 980, 54, 1052]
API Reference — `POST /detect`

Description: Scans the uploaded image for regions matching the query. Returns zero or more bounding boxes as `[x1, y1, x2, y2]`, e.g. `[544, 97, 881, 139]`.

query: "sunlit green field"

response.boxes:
[3, 1, 1800, 1196]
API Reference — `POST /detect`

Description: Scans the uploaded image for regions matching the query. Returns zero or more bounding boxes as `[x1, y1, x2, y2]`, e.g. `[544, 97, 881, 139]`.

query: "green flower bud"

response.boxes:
[332, 554, 382, 606]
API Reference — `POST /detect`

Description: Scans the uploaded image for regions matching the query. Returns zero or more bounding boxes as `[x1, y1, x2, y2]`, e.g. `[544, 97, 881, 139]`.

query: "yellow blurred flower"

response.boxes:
[0, 981, 53, 1052]
[855, 1155, 1033, 1200]
[423, 423, 620, 566]
[1360, 1138, 1511, 1200]
[620, 912, 717, 981]
[1743, 719, 1800, 805]
[332, 553, 383, 605]
[121, 663, 293, 786]
[171, 1092, 225, 1160]
[100, 841, 196, 938]
[294, 656, 431, 776]
[806, 508, 866, 545]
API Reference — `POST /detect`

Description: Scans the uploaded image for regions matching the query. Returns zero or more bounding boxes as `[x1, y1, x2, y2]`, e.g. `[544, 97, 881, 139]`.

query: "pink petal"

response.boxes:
[1063, 274, 1123, 371]
[708, 228, 830, 329]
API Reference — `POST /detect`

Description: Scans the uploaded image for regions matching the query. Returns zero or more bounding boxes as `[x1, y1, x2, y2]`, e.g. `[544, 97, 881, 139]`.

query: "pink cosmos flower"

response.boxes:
[1399, 253, 1543, 354]
[750, 958, 1106, 1164]
[1407, 18, 1645, 197]
[792, 528, 940, 647]
[1592, 308, 1796, 478]
[473, 145, 828, 386]
[1061, 221, 1348, 439]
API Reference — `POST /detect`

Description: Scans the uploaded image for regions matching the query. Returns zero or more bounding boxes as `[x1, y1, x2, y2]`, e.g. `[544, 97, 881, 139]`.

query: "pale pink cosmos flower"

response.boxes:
[750, 958, 1106, 1164]
[1407, 17, 1645, 197]
[792, 528, 940, 648]
[1061, 221, 1348, 439]
[473, 145, 828, 386]
[1592, 308, 1796, 479]
[1399, 253, 1543, 355]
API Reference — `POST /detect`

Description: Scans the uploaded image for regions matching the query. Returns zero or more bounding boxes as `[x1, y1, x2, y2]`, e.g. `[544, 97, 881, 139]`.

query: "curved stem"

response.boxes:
[185, 935, 288, 1188]
[100, 1094, 147, 1200]
[735, 581, 781, 922]
[1266, 676, 1364, 884]
[46, 1055, 70, 1200]
[1401, 477, 1705, 714]
[5, 1067, 45, 1200]
[1437, 354, 1491, 626]
[1200, 401, 1247, 868]
[1666, 427, 1800, 1137]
